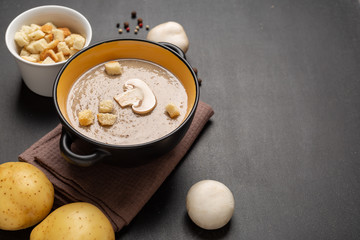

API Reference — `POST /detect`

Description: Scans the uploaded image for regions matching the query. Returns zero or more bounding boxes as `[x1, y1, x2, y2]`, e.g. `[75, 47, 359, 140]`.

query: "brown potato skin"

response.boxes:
[0, 162, 54, 230]
[30, 202, 115, 240]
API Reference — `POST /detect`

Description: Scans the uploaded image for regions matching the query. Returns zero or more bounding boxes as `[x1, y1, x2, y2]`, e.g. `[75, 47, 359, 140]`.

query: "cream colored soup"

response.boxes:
[67, 59, 188, 145]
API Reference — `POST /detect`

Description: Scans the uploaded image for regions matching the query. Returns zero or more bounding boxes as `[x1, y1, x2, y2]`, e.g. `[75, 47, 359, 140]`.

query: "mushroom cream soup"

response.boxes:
[66, 59, 188, 145]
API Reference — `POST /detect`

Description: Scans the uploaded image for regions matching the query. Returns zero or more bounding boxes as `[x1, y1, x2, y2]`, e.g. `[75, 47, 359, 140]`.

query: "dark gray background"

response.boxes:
[1, 0, 360, 239]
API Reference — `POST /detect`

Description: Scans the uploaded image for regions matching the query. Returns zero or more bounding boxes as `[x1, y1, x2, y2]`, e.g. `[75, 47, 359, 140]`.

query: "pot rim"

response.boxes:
[53, 38, 200, 150]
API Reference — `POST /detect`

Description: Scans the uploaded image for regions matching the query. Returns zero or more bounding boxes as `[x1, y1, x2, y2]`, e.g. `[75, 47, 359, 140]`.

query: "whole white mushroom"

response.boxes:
[186, 180, 235, 230]
[146, 21, 189, 53]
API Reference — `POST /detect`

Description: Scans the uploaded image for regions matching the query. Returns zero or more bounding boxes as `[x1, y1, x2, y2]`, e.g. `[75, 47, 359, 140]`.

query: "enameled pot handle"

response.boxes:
[159, 42, 186, 59]
[60, 129, 110, 167]
[159, 42, 203, 87]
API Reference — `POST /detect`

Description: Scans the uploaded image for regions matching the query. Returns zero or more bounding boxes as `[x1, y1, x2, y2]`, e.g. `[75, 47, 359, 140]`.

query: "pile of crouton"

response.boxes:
[14, 22, 86, 64]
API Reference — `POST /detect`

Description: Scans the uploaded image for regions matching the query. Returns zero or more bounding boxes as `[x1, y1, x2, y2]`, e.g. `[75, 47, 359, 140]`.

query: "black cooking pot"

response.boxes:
[53, 39, 199, 167]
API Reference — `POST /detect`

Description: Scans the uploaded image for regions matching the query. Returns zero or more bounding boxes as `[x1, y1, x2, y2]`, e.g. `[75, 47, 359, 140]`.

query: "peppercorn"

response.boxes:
[131, 11, 137, 18]
[139, 23, 143, 28]
[116, 23, 120, 28]
[118, 28, 123, 34]
[124, 22, 129, 28]
[198, 78, 202, 86]
[145, 25, 150, 30]
[136, 25, 140, 30]
[126, 27, 130, 32]
[134, 29, 138, 34]
[137, 18, 143, 24]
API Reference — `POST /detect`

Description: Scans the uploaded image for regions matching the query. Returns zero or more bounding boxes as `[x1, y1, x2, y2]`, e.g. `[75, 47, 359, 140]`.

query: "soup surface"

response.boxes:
[67, 59, 188, 145]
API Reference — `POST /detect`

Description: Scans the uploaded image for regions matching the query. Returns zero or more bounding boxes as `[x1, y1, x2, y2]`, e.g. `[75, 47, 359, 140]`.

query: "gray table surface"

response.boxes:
[1, 0, 360, 239]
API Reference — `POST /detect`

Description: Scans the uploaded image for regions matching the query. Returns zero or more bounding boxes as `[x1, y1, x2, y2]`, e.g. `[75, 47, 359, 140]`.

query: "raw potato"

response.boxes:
[30, 202, 115, 240]
[0, 162, 54, 230]
[186, 180, 235, 230]
[146, 21, 189, 53]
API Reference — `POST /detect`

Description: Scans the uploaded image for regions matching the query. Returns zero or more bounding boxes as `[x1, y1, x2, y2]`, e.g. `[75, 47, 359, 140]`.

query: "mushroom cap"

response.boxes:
[186, 180, 235, 230]
[146, 21, 189, 53]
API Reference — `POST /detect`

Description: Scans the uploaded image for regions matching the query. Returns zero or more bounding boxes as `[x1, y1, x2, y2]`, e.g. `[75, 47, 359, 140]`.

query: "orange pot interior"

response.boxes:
[56, 40, 197, 124]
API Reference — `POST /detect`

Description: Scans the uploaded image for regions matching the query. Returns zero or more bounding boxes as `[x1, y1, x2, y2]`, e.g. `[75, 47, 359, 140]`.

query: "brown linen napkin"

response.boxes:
[18, 100, 214, 232]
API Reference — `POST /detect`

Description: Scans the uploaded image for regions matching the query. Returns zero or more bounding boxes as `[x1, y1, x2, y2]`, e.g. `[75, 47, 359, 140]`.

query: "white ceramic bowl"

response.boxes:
[5, 5, 92, 97]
